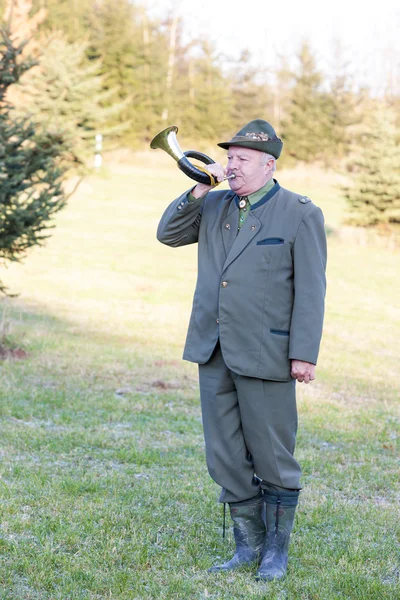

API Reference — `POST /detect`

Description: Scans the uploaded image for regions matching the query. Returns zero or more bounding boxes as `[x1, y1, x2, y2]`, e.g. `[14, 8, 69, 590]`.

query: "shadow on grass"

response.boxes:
[1, 296, 195, 385]
[1, 300, 399, 600]
[2, 296, 398, 412]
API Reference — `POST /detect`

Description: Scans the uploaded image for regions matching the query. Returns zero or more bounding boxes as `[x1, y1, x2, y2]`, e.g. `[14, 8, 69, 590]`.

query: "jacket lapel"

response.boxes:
[222, 212, 262, 272]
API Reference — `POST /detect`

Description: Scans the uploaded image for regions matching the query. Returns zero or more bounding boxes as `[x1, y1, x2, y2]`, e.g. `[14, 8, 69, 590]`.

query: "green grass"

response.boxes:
[0, 156, 399, 599]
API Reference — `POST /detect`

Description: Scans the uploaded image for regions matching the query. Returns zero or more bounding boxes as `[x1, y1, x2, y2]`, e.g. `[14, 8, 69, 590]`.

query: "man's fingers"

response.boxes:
[207, 163, 225, 182]
[291, 360, 316, 383]
[292, 370, 316, 384]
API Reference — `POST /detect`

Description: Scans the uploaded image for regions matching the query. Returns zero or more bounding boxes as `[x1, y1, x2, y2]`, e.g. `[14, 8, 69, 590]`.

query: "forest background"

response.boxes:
[1, 0, 399, 169]
[0, 1, 399, 599]
[2, 0, 399, 228]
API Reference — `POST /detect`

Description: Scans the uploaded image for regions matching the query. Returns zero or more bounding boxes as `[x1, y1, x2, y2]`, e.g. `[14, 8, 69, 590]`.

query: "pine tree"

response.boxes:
[180, 40, 232, 141]
[30, 0, 93, 43]
[3, 0, 46, 51]
[270, 56, 293, 133]
[20, 35, 121, 169]
[0, 27, 66, 292]
[2, 0, 45, 109]
[281, 41, 332, 163]
[344, 103, 400, 226]
[138, 6, 168, 142]
[324, 40, 365, 162]
[88, 0, 153, 145]
[228, 50, 273, 133]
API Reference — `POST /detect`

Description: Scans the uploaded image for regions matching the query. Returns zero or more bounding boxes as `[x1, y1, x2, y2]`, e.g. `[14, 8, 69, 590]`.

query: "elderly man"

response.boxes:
[156, 119, 327, 581]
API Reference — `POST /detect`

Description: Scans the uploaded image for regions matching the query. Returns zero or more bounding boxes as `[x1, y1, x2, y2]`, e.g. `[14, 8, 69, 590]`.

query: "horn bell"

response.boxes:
[150, 125, 184, 163]
[150, 125, 216, 186]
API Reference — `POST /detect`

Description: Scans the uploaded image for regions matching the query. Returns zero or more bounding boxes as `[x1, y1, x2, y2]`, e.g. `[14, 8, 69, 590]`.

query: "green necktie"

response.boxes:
[238, 196, 249, 230]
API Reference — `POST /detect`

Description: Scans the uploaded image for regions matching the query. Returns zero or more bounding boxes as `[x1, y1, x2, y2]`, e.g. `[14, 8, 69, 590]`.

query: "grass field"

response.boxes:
[0, 154, 399, 599]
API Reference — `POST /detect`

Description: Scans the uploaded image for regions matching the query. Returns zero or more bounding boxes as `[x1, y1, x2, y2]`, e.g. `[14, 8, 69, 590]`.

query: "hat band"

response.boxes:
[231, 134, 282, 143]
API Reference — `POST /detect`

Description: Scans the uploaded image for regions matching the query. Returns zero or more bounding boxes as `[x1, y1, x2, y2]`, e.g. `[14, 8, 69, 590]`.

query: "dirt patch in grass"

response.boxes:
[151, 379, 182, 389]
[154, 359, 181, 367]
[0, 345, 28, 360]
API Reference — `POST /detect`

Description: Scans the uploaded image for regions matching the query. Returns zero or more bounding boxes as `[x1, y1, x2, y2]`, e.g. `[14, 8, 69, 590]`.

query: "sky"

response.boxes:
[146, 0, 400, 94]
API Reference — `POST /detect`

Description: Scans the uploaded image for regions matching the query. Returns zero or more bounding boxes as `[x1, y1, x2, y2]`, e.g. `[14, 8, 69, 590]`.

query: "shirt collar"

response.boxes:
[245, 178, 275, 206]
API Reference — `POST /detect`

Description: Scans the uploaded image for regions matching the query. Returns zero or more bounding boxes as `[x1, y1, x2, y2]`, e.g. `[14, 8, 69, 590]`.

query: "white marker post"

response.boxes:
[94, 133, 103, 169]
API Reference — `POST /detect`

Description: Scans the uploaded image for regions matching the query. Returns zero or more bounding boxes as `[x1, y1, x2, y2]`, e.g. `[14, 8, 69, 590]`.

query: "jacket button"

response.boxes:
[221, 281, 228, 287]
[225, 224, 230, 229]
[251, 225, 256, 231]
[216, 318, 219, 324]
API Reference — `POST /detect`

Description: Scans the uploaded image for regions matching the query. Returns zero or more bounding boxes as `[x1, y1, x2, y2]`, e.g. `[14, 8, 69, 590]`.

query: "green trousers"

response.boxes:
[198, 342, 301, 503]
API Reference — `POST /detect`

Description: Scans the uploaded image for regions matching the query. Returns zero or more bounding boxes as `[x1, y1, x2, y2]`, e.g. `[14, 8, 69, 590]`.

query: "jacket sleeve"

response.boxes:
[156, 190, 206, 248]
[289, 206, 327, 365]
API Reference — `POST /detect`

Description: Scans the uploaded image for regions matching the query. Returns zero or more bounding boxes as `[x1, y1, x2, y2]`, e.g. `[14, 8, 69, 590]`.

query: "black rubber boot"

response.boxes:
[255, 486, 299, 581]
[208, 494, 266, 572]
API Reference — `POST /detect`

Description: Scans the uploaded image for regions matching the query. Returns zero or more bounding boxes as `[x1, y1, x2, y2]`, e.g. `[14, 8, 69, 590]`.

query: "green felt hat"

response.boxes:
[218, 119, 283, 159]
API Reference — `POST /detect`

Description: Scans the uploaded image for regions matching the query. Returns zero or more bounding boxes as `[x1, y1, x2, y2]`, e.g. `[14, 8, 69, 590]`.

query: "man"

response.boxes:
[156, 119, 327, 581]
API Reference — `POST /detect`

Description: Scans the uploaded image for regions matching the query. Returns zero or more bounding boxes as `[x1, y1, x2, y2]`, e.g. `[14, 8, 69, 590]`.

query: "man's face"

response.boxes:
[226, 146, 274, 196]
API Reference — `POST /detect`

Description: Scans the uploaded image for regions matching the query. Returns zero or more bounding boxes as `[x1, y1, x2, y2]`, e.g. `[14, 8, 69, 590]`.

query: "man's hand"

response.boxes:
[191, 163, 226, 199]
[291, 360, 316, 384]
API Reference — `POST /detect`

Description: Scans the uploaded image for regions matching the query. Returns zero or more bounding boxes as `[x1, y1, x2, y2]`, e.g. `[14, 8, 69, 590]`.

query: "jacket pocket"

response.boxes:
[257, 238, 284, 245]
[270, 328, 290, 336]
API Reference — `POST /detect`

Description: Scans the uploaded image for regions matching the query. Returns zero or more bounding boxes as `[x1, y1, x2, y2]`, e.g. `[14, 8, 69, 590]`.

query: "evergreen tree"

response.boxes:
[20, 35, 121, 169]
[2, 0, 45, 110]
[3, 0, 46, 53]
[88, 0, 161, 145]
[0, 27, 66, 291]
[270, 56, 293, 133]
[180, 40, 232, 141]
[30, 0, 93, 43]
[326, 74, 359, 162]
[228, 50, 274, 133]
[138, 6, 168, 142]
[344, 103, 400, 226]
[324, 41, 365, 162]
[281, 41, 332, 163]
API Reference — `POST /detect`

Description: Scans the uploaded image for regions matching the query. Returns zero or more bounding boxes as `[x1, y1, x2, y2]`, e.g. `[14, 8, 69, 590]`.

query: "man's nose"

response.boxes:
[228, 158, 239, 169]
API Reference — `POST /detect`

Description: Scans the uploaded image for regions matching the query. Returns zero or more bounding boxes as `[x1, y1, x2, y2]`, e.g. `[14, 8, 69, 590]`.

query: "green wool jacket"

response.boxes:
[157, 180, 327, 382]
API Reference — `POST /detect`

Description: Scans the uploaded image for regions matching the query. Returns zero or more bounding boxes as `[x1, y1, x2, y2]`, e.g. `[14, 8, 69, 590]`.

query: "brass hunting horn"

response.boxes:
[150, 125, 235, 186]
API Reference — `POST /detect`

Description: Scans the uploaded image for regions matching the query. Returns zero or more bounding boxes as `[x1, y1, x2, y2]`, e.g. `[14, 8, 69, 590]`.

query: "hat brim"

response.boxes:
[217, 138, 283, 159]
